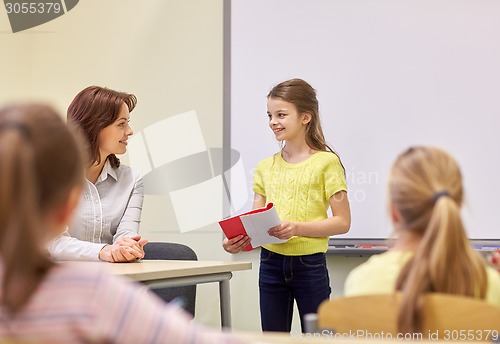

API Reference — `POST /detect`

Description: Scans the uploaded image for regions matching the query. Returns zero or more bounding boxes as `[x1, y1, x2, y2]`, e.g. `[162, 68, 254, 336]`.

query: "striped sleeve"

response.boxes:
[0, 263, 247, 344]
[89, 267, 245, 343]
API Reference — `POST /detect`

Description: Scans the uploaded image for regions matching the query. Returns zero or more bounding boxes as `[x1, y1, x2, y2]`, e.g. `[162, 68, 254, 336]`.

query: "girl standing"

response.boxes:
[224, 78, 351, 332]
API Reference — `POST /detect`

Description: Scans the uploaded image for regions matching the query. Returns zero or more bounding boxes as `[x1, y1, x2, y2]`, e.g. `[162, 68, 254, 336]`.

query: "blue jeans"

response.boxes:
[259, 248, 331, 332]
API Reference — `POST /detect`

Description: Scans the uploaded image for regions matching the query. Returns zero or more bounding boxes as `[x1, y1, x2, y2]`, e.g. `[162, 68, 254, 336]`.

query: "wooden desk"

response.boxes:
[108, 260, 252, 329]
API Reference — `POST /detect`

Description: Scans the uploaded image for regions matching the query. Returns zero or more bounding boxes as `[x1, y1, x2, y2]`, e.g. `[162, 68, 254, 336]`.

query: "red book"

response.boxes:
[218, 203, 285, 251]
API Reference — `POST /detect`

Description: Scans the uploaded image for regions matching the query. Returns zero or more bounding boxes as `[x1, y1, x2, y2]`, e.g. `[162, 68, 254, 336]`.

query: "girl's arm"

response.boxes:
[222, 193, 265, 254]
[268, 190, 351, 239]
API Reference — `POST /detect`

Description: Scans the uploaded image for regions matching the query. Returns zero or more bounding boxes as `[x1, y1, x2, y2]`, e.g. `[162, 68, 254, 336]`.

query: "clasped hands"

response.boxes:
[99, 235, 148, 263]
[223, 221, 296, 254]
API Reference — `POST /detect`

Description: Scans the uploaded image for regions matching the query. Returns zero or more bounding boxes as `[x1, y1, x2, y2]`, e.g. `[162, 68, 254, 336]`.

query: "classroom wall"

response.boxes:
[229, 0, 500, 241]
[0, 0, 365, 333]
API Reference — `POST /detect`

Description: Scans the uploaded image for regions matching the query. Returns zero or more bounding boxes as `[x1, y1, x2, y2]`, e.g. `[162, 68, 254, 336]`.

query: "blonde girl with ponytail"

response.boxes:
[345, 146, 500, 334]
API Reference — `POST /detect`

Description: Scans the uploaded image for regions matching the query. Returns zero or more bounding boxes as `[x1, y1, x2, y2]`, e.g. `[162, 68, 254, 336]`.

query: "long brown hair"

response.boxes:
[0, 104, 85, 314]
[390, 146, 487, 333]
[268, 78, 344, 172]
[67, 86, 137, 169]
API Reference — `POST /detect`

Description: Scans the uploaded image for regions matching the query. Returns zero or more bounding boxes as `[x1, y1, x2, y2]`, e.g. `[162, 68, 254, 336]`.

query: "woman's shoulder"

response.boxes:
[115, 163, 142, 182]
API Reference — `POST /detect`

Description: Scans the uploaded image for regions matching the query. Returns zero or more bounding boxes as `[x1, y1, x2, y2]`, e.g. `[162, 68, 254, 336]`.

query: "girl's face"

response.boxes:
[98, 103, 133, 159]
[267, 97, 310, 142]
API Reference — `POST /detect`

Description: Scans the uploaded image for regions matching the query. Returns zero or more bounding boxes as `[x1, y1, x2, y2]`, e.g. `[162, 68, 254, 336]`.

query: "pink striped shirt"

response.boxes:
[0, 262, 245, 344]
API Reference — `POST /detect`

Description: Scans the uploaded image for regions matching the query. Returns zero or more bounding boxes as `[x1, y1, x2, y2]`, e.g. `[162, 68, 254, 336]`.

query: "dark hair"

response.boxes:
[268, 78, 345, 173]
[391, 146, 487, 333]
[67, 86, 137, 169]
[0, 103, 85, 314]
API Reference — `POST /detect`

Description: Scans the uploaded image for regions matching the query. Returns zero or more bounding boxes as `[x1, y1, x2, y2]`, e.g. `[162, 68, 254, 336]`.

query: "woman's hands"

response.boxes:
[223, 235, 251, 254]
[99, 235, 148, 262]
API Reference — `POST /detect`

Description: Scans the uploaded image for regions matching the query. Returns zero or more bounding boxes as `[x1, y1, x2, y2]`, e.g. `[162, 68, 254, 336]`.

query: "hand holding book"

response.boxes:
[219, 203, 288, 251]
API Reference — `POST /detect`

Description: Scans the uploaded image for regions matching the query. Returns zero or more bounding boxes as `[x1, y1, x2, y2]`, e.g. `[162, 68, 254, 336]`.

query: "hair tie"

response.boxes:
[432, 190, 450, 204]
[0, 122, 31, 139]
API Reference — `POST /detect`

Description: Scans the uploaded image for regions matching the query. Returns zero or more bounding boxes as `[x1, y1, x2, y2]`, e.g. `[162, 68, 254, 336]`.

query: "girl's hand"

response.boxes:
[268, 221, 297, 240]
[223, 235, 251, 254]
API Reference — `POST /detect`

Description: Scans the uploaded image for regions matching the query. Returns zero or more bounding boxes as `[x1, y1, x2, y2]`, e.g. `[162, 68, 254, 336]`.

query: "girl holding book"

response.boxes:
[223, 78, 351, 332]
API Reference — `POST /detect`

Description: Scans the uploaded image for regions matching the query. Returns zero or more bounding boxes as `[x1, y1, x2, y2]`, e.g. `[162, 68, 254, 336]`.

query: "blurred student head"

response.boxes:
[388, 146, 487, 333]
[0, 103, 85, 313]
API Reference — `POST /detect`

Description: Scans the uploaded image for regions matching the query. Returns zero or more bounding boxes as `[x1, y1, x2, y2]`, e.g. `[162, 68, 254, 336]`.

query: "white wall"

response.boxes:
[0, 0, 365, 333]
[230, 0, 500, 241]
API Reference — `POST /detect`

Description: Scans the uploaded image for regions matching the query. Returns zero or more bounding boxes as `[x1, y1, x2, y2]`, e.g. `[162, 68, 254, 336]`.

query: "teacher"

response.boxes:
[49, 86, 147, 262]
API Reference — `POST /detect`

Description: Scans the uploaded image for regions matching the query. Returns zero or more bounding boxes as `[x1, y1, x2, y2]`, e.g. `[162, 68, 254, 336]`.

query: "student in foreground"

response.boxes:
[223, 78, 351, 332]
[0, 103, 244, 343]
[344, 146, 500, 333]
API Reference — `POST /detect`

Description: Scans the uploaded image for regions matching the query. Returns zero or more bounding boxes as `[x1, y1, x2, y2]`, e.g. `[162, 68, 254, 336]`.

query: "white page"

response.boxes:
[240, 206, 287, 248]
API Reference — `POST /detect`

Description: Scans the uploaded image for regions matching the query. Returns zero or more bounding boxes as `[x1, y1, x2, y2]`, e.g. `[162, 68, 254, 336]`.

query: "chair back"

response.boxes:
[317, 293, 500, 341]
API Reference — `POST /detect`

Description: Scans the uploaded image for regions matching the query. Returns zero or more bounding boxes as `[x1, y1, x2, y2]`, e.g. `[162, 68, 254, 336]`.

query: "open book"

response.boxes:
[218, 203, 287, 251]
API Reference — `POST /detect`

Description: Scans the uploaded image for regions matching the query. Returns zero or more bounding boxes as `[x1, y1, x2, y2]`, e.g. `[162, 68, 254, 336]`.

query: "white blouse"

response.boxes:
[49, 161, 144, 261]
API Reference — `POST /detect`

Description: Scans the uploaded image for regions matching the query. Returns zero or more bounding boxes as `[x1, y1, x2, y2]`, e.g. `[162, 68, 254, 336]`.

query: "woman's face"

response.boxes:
[98, 103, 133, 158]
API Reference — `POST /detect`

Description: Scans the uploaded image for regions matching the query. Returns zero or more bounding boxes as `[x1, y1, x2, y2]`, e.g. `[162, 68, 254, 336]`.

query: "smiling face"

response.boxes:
[98, 102, 133, 159]
[267, 97, 310, 142]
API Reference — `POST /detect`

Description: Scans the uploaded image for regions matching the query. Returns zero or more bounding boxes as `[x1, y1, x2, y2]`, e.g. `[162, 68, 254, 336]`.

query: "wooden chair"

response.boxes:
[316, 293, 500, 341]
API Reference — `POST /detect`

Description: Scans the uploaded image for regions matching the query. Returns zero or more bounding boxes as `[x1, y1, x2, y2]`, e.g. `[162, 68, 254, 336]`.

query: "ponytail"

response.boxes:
[0, 104, 85, 315]
[391, 147, 488, 334]
[0, 126, 53, 314]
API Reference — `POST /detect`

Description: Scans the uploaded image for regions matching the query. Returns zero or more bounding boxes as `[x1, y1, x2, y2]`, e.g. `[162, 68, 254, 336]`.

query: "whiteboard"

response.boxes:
[226, 0, 500, 239]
